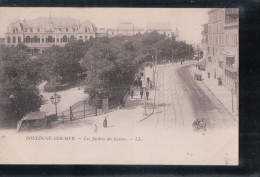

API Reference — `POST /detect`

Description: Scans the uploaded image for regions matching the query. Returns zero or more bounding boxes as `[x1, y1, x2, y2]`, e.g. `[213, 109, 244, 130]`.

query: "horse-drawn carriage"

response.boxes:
[194, 71, 202, 81]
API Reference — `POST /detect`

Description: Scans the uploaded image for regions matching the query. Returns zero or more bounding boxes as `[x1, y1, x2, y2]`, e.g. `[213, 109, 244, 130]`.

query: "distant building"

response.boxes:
[5, 17, 97, 54]
[107, 22, 145, 37]
[146, 23, 172, 38]
[174, 27, 179, 41]
[95, 28, 108, 37]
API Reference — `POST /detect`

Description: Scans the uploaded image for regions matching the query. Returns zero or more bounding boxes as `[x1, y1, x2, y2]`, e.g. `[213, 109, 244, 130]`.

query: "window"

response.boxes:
[7, 37, 10, 43]
[63, 35, 67, 42]
[42, 38, 44, 43]
[37, 28, 40, 32]
[47, 36, 53, 43]
[13, 36, 16, 43]
[33, 36, 38, 43]
[13, 29, 15, 33]
[25, 36, 30, 43]
[66, 28, 68, 32]
[30, 28, 33, 32]
[57, 38, 59, 43]
[18, 36, 21, 43]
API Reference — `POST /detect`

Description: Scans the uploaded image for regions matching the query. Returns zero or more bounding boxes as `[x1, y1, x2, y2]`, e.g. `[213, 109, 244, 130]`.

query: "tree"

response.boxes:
[81, 36, 140, 103]
[39, 45, 83, 83]
[0, 44, 44, 125]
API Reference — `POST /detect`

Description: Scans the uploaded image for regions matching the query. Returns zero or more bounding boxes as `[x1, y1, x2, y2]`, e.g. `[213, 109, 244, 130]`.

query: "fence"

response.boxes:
[57, 100, 102, 122]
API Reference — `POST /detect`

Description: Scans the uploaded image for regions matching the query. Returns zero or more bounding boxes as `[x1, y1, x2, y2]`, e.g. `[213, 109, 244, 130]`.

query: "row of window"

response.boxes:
[208, 34, 224, 46]
[7, 35, 93, 44]
[225, 32, 238, 47]
[13, 27, 92, 33]
[208, 9, 225, 23]
[208, 46, 224, 58]
[208, 22, 224, 34]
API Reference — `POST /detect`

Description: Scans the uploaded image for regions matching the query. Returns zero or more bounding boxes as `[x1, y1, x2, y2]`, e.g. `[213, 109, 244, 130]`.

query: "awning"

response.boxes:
[222, 50, 235, 57]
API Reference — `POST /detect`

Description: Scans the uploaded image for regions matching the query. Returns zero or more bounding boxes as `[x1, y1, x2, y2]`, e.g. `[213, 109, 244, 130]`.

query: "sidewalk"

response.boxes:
[100, 66, 156, 129]
[194, 68, 238, 120]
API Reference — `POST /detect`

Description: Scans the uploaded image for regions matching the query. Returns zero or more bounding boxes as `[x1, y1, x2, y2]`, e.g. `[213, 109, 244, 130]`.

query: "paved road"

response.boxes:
[137, 63, 237, 132]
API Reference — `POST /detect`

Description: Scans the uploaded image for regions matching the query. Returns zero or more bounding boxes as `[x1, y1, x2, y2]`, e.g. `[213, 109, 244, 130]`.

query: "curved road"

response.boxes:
[137, 62, 237, 132]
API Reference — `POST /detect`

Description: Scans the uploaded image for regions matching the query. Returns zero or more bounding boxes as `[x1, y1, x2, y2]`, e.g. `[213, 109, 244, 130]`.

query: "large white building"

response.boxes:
[5, 17, 97, 54]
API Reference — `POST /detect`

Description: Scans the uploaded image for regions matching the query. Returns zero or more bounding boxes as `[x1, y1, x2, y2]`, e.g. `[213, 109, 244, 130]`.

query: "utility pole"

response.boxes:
[143, 71, 147, 115]
[152, 55, 155, 88]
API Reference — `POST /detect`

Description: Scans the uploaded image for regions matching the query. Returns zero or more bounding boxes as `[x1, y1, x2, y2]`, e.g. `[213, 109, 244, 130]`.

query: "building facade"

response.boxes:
[207, 8, 225, 79]
[5, 17, 97, 54]
[223, 8, 239, 94]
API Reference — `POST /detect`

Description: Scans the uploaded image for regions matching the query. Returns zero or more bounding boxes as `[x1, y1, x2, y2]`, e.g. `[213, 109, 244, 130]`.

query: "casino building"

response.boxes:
[5, 17, 97, 54]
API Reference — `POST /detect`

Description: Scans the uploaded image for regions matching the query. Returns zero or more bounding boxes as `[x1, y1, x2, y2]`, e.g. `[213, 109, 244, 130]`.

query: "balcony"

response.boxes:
[24, 43, 66, 48]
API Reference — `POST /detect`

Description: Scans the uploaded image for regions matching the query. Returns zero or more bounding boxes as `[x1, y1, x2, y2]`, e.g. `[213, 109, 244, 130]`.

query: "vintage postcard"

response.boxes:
[0, 8, 239, 165]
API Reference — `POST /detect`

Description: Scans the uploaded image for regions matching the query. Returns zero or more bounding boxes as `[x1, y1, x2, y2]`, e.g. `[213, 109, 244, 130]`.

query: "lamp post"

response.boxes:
[152, 55, 155, 88]
[50, 92, 61, 118]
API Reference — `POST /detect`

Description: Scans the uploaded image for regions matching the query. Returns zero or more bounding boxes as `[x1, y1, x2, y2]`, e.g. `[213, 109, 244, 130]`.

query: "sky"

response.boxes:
[0, 8, 210, 44]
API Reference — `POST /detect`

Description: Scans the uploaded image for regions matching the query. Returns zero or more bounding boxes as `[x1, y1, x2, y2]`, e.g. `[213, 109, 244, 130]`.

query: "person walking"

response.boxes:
[145, 80, 150, 100]
[103, 116, 107, 128]
[94, 124, 98, 133]
[130, 86, 134, 99]
[140, 89, 143, 99]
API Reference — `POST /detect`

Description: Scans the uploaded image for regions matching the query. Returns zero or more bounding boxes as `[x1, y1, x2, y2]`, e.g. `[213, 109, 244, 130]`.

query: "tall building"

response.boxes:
[223, 8, 239, 94]
[207, 9, 225, 79]
[5, 17, 97, 54]
[206, 8, 239, 92]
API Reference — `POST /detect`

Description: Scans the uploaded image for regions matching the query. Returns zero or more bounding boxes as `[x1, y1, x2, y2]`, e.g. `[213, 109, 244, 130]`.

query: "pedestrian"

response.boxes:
[147, 77, 150, 83]
[146, 90, 149, 100]
[103, 116, 107, 128]
[94, 124, 98, 133]
[140, 89, 143, 99]
[130, 86, 134, 99]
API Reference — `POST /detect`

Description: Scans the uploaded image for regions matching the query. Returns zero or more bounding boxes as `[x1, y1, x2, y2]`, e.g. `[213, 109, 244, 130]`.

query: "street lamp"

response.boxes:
[50, 92, 61, 117]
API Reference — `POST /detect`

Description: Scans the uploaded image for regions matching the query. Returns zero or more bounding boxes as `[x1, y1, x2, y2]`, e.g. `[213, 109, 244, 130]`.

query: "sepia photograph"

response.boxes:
[0, 7, 239, 165]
